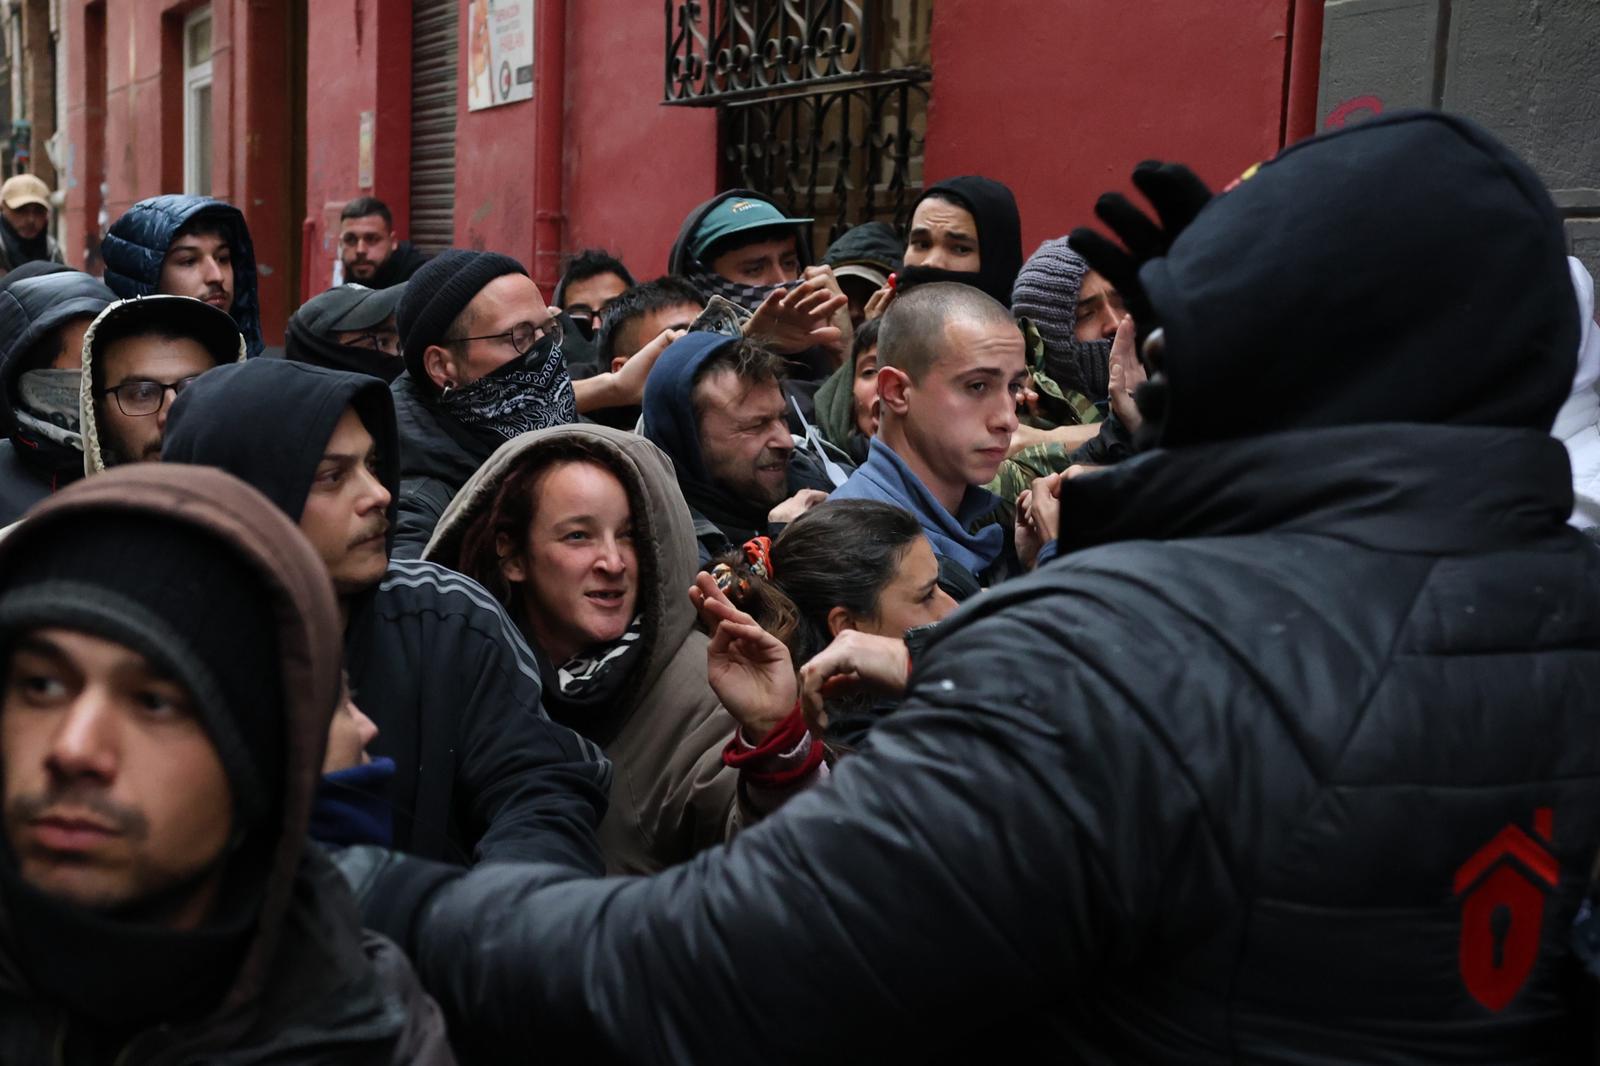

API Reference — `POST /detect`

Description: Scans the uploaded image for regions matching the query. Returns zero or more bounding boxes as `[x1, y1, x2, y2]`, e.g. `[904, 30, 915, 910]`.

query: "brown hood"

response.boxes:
[424, 424, 700, 710]
[0, 464, 343, 1014]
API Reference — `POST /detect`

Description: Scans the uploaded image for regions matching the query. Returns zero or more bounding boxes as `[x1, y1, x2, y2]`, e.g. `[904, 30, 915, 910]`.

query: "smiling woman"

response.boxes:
[426, 423, 763, 873]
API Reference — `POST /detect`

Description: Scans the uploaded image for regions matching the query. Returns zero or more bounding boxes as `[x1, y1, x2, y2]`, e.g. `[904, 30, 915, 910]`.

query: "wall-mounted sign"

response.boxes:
[468, 0, 534, 111]
[357, 110, 374, 188]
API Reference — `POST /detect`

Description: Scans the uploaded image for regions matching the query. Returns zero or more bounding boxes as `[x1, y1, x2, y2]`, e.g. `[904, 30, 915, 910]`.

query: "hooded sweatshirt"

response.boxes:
[0, 271, 114, 521]
[0, 465, 451, 1064]
[426, 424, 741, 874]
[100, 195, 265, 358]
[642, 331, 840, 560]
[163, 358, 611, 871]
[666, 188, 816, 281]
[79, 295, 248, 477]
[898, 175, 1024, 308]
[285, 283, 407, 382]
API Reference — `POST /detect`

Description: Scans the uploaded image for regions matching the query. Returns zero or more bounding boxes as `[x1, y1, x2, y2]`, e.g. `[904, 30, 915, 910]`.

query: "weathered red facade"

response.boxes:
[61, 1, 1328, 340]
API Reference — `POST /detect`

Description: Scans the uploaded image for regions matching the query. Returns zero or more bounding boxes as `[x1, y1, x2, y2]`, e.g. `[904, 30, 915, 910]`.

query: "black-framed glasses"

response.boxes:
[99, 376, 201, 417]
[350, 330, 401, 355]
[452, 316, 563, 356]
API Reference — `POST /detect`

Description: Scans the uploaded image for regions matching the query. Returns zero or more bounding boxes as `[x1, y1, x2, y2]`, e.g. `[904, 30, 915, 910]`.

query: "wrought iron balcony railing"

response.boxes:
[665, 0, 929, 106]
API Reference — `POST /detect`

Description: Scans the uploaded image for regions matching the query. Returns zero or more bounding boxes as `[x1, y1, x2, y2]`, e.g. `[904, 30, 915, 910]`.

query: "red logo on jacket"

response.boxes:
[1453, 807, 1558, 1012]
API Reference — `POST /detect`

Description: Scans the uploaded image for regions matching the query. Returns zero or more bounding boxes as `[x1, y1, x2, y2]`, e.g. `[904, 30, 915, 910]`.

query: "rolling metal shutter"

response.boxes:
[409, 0, 457, 252]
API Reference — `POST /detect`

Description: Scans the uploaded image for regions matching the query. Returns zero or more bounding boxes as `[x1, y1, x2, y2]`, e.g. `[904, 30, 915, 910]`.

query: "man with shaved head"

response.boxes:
[830, 281, 1026, 597]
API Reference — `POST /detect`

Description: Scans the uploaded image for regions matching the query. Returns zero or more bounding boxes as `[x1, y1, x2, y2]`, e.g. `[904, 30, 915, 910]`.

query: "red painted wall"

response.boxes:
[926, 0, 1297, 260]
[302, 0, 412, 299]
[563, 0, 719, 283]
[61, 0, 300, 344]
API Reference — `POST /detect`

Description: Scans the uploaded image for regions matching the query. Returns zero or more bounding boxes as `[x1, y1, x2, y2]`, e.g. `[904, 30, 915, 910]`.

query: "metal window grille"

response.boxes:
[666, 0, 932, 250]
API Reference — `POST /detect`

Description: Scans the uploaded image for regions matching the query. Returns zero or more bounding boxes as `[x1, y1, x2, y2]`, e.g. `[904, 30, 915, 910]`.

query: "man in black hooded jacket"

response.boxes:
[163, 357, 611, 872]
[0, 464, 450, 1063]
[0, 269, 115, 520]
[340, 111, 1600, 1064]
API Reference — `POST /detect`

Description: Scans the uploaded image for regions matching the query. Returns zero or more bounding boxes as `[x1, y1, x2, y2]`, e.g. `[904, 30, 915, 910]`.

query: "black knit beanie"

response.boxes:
[0, 515, 283, 827]
[396, 249, 527, 394]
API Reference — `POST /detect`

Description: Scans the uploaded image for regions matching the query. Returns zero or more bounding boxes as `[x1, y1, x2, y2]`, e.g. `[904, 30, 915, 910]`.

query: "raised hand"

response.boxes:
[689, 572, 796, 741]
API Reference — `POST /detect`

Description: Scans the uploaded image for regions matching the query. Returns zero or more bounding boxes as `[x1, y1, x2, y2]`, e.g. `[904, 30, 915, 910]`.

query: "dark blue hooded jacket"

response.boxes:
[101, 195, 264, 358]
[642, 332, 846, 561]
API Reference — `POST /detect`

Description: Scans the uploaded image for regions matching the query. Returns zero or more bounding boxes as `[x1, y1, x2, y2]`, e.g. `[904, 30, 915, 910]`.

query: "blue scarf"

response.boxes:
[309, 757, 396, 848]
[833, 438, 1005, 577]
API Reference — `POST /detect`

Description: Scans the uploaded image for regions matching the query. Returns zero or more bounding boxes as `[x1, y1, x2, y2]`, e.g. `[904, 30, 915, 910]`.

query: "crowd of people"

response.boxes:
[0, 108, 1596, 1063]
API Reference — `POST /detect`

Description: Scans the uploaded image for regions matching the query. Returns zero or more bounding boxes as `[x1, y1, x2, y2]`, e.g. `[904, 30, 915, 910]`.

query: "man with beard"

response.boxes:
[338, 197, 431, 289]
[80, 296, 243, 472]
[164, 357, 612, 871]
[0, 464, 451, 1061]
[388, 250, 674, 555]
[642, 332, 836, 562]
[668, 190, 852, 379]
[0, 176, 64, 277]
[101, 196, 265, 358]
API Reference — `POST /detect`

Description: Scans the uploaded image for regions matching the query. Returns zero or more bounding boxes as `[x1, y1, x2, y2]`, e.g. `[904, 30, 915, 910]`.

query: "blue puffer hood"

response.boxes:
[101, 195, 263, 358]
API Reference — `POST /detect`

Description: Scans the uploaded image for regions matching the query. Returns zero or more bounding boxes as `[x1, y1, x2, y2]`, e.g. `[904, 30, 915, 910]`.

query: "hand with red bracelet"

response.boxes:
[689, 571, 797, 742]
[798, 630, 912, 728]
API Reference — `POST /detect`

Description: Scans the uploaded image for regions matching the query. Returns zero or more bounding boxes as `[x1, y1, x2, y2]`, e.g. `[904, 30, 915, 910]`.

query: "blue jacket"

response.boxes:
[101, 195, 264, 357]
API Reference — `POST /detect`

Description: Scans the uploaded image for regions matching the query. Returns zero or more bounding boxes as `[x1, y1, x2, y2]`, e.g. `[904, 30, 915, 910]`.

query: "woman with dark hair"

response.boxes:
[704, 498, 956, 748]
[423, 423, 816, 873]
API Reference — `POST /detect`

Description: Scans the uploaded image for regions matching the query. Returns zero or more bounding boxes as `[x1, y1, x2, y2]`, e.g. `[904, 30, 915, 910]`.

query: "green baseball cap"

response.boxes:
[691, 197, 813, 263]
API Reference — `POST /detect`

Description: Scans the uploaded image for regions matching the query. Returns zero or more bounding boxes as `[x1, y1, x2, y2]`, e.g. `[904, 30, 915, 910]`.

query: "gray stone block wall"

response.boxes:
[1317, 0, 1600, 282]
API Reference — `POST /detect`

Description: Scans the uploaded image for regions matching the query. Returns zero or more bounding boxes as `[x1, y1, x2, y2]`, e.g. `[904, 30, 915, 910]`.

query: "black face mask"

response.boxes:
[284, 319, 404, 383]
[896, 263, 1015, 309]
[436, 332, 578, 440]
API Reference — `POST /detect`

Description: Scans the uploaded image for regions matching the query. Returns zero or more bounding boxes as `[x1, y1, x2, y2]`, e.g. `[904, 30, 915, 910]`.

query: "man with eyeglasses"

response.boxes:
[389, 250, 676, 556]
[80, 295, 243, 472]
[286, 282, 407, 383]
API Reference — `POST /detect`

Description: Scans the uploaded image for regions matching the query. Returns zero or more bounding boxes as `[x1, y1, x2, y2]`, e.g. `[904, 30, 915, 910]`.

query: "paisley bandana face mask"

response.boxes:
[437, 333, 578, 440]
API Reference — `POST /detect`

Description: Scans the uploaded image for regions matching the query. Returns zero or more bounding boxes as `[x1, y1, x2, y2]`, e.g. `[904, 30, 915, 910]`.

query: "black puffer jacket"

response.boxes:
[390, 370, 497, 559]
[372, 424, 1600, 1065]
[101, 195, 264, 357]
[0, 270, 113, 521]
[354, 113, 1600, 1063]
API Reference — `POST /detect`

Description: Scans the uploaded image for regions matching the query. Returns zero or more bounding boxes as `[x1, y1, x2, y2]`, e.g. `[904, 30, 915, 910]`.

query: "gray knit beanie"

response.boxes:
[1011, 237, 1090, 351]
[1011, 237, 1112, 401]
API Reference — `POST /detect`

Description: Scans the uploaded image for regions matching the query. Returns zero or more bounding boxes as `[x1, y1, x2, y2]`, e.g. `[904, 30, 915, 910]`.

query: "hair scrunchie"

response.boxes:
[742, 535, 774, 579]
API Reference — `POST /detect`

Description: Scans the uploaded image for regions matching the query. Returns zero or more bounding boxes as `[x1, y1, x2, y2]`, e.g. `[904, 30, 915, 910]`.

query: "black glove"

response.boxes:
[1068, 161, 1213, 344]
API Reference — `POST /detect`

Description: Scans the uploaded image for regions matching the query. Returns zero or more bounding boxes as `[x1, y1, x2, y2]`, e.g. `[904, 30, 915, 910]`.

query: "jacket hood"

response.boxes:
[100, 195, 264, 358]
[1140, 110, 1579, 447]
[820, 221, 904, 273]
[0, 463, 344, 1022]
[423, 423, 700, 727]
[79, 295, 248, 476]
[903, 175, 1024, 308]
[284, 283, 407, 383]
[0, 271, 115, 431]
[640, 331, 736, 487]
[668, 189, 815, 277]
[163, 357, 401, 546]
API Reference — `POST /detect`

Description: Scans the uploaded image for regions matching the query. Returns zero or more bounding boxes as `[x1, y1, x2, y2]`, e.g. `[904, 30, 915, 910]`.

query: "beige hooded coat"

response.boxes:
[426, 424, 741, 874]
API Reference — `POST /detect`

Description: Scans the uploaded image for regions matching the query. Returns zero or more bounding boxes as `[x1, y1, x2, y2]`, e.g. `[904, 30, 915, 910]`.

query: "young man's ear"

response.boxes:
[495, 532, 527, 584]
[609, 354, 629, 375]
[424, 344, 457, 391]
[826, 604, 857, 638]
[875, 365, 913, 417]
